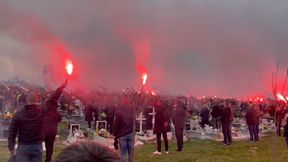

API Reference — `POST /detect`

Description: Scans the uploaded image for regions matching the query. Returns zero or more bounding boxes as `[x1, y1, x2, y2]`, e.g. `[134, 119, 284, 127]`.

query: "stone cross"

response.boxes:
[136, 112, 146, 135]
[148, 107, 156, 129]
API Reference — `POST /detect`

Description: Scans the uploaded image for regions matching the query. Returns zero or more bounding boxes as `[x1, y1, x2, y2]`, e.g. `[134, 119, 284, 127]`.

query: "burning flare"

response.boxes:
[276, 93, 287, 103]
[260, 98, 263, 102]
[142, 73, 148, 85]
[66, 61, 74, 76]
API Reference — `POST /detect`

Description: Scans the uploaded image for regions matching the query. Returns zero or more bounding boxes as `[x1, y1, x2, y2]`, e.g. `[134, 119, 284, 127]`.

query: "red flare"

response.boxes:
[260, 98, 263, 102]
[277, 93, 287, 103]
[142, 73, 148, 85]
[66, 61, 74, 76]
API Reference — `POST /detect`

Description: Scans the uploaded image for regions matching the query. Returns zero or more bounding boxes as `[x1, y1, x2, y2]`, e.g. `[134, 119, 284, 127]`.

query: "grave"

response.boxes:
[146, 107, 156, 138]
[93, 120, 115, 148]
[96, 120, 107, 131]
[185, 117, 251, 141]
[136, 112, 146, 136]
[260, 118, 275, 134]
[148, 107, 156, 129]
[93, 134, 114, 149]
[67, 124, 85, 144]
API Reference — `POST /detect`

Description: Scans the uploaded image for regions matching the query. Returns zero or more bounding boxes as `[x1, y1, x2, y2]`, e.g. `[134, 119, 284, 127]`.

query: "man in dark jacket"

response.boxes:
[245, 104, 255, 141]
[8, 80, 67, 162]
[220, 102, 233, 145]
[153, 99, 171, 155]
[113, 96, 133, 162]
[199, 105, 210, 129]
[43, 102, 63, 162]
[172, 101, 186, 152]
[211, 103, 222, 129]
[245, 104, 260, 142]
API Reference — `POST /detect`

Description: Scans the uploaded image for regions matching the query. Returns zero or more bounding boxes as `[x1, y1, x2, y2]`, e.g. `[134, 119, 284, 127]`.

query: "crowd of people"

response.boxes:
[83, 94, 288, 161]
[1, 80, 288, 162]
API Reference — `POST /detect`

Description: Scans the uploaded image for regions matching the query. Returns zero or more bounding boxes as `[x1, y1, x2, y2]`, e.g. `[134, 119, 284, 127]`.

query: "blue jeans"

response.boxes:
[119, 133, 133, 162]
[16, 144, 42, 162]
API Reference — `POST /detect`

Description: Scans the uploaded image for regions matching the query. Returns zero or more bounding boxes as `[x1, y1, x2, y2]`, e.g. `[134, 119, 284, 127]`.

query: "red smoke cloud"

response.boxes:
[133, 39, 150, 75]
[2, 1, 288, 97]
[0, 1, 78, 88]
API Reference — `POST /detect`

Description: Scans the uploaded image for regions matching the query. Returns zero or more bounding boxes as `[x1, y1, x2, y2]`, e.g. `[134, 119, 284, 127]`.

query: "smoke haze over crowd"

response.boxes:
[1, 0, 288, 97]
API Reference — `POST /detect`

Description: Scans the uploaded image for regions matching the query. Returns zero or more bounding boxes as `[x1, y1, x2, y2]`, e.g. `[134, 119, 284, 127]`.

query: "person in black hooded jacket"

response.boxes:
[8, 80, 67, 162]
[43, 99, 63, 162]
[153, 99, 171, 155]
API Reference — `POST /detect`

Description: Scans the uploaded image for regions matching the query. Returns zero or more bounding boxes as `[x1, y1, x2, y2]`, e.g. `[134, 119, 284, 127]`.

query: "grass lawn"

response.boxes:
[1, 136, 287, 162]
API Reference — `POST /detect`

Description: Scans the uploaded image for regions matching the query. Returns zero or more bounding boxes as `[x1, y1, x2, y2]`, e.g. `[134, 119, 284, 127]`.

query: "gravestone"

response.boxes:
[136, 112, 146, 136]
[185, 120, 192, 131]
[149, 107, 156, 129]
[93, 121, 114, 149]
[187, 119, 222, 141]
[67, 124, 85, 144]
[260, 118, 275, 134]
[143, 106, 155, 138]
[69, 124, 81, 135]
[96, 121, 107, 130]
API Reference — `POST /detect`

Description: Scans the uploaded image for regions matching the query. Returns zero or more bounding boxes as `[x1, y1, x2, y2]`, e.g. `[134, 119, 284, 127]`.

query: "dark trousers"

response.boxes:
[156, 132, 169, 152]
[175, 128, 184, 151]
[44, 135, 56, 162]
[16, 144, 42, 162]
[286, 138, 288, 148]
[212, 117, 221, 129]
[87, 120, 92, 128]
[276, 117, 282, 136]
[222, 123, 232, 144]
[248, 125, 259, 141]
[277, 125, 282, 136]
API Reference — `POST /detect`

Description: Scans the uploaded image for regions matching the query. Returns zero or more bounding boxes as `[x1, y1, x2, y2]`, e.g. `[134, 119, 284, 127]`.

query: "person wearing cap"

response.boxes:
[8, 80, 67, 162]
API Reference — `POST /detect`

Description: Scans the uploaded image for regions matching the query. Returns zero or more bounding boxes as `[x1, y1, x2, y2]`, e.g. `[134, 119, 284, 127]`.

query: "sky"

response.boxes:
[1, 0, 288, 97]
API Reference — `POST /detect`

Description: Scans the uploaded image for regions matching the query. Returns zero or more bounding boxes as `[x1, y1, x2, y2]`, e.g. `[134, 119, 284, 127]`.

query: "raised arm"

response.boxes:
[44, 79, 68, 113]
[50, 79, 68, 101]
